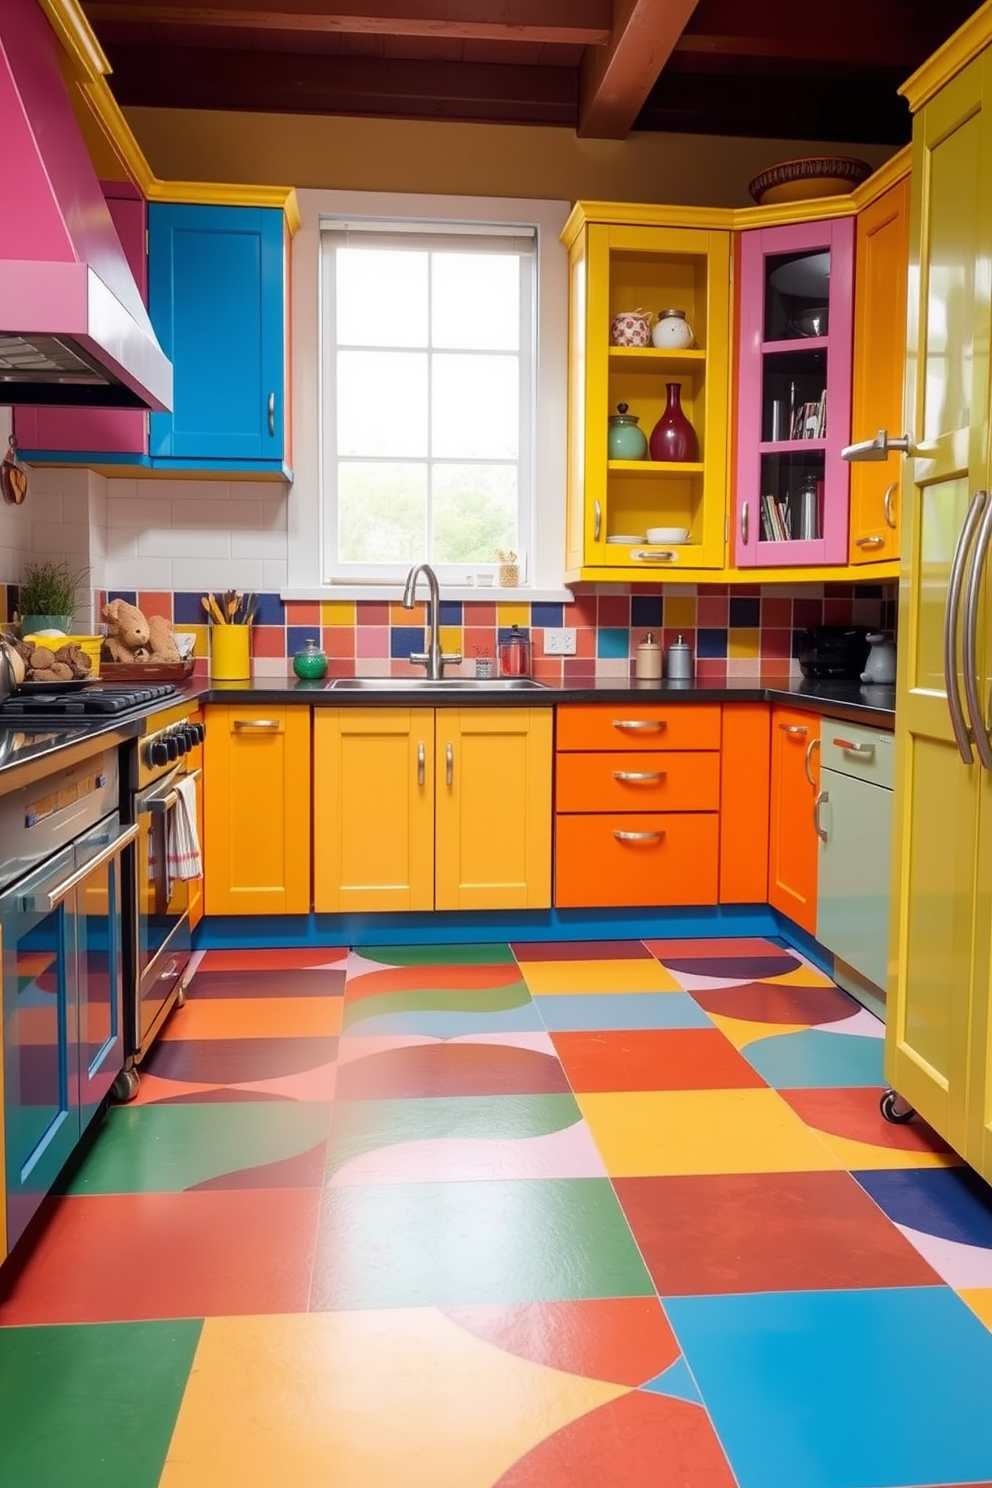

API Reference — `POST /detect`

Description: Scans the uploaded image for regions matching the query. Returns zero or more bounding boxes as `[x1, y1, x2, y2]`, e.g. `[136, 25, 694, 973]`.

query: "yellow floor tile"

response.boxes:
[575, 1088, 843, 1176]
[521, 960, 681, 995]
[161, 1310, 624, 1488]
[705, 1011, 807, 1051]
[759, 964, 836, 989]
[803, 1129, 963, 1171]
[960, 1289, 992, 1332]
[160, 997, 343, 1041]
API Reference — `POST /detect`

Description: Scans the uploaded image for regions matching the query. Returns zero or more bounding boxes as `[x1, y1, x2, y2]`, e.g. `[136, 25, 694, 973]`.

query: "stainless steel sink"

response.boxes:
[327, 676, 547, 692]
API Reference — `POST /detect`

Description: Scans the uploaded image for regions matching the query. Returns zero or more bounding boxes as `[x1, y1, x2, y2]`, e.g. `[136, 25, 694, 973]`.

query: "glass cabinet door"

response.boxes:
[735, 217, 854, 567]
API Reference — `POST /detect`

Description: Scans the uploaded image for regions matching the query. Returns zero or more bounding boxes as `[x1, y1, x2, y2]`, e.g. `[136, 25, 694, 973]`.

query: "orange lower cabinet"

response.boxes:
[203, 705, 311, 916]
[555, 750, 721, 814]
[555, 813, 719, 908]
[556, 702, 721, 752]
[719, 702, 771, 903]
[187, 709, 205, 931]
[768, 706, 820, 933]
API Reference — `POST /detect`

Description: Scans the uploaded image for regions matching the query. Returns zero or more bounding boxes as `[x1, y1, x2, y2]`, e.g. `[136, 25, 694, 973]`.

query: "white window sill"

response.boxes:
[281, 586, 574, 604]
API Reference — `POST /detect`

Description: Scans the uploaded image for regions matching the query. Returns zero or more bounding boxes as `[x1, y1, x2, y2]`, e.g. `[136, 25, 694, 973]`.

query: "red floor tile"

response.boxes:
[550, 1029, 766, 1092]
[781, 1086, 956, 1153]
[613, 1170, 942, 1295]
[335, 1043, 571, 1099]
[0, 1188, 320, 1324]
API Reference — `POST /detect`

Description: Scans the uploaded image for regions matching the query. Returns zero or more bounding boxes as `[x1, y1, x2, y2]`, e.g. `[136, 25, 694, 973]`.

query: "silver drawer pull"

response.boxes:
[814, 789, 829, 841]
[613, 718, 664, 731]
[445, 742, 453, 787]
[613, 770, 664, 782]
[145, 766, 202, 815]
[613, 830, 663, 842]
[779, 723, 808, 736]
[855, 535, 885, 548]
[883, 481, 898, 528]
[417, 741, 425, 787]
[833, 738, 875, 755]
[804, 736, 820, 786]
[233, 718, 282, 730]
[631, 549, 677, 562]
[27, 823, 140, 910]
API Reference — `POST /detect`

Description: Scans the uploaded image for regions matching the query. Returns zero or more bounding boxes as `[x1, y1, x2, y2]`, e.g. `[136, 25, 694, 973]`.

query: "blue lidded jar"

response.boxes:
[607, 403, 648, 461]
[293, 637, 328, 680]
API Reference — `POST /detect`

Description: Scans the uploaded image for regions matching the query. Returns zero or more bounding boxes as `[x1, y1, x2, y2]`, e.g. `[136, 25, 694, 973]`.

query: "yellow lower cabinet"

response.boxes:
[203, 704, 312, 916]
[434, 708, 553, 911]
[313, 707, 553, 912]
[313, 708, 435, 912]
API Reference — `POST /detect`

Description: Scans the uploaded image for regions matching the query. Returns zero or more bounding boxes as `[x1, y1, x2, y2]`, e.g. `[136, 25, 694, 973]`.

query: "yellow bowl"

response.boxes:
[25, 632, 102, 678]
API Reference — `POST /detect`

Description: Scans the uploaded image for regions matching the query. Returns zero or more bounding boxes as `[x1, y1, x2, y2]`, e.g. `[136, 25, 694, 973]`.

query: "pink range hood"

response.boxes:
[0, 0, 172, 409]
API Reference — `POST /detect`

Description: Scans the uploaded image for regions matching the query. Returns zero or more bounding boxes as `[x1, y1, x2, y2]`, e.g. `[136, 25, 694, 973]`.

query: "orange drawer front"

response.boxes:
[555, 751, 721, 814]
[556, 703, 721, 753]
[555, 813, 719, 907]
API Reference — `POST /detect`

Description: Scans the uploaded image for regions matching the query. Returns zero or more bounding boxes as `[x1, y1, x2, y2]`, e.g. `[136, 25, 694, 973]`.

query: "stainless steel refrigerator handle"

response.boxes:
[27, 823, 140, 911]
[945, 488, 987, 764]
[963, 491, 992, 769]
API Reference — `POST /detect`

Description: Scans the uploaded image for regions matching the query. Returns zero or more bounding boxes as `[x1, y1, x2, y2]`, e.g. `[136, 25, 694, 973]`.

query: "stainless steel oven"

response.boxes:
[118, 705, 204, 1097]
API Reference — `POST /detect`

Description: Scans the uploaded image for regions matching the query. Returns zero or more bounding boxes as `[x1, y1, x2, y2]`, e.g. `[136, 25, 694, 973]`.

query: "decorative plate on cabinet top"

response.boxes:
[748, 156, 872, 206]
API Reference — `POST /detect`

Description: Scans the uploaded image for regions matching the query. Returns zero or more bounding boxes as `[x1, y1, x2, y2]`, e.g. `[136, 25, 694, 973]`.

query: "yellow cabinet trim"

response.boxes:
[900, 1, 992, 114]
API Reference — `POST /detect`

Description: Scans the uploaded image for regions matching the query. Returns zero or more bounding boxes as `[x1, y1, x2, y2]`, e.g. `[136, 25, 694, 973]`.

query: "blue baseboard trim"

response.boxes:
[193, 903, 782, 949]
[768, 909, 836, 978]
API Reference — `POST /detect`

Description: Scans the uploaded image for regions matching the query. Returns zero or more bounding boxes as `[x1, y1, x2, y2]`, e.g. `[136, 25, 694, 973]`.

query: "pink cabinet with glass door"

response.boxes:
[733, 217, 854, 567]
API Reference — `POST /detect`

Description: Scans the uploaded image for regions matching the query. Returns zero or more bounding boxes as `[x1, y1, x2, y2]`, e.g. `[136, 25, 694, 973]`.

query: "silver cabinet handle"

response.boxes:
[593, 499, 602, 542]
[856, 535, 885, 548]
[883, 481, 898, 529]
[613, 718, 664, 731]
[780, 723, 808, 736]
[267, 391, 275, 436]
[631, 549, 677, 562]
[445, 742, 453, 786]
[145, 766, 202, 815]
[833, 738, 874, 756]
[613, 770, 664, 782]
[233, 718, 282, 730]
[814, 789, 828, 841]
[417, 741, 425, 787]
[804, 736, 820, 787]
[613, 830, 663, 842]
[29, 823, 140, 910]
[963, 491, 992, 769]
[741, 500, 749, 546]
[944, 488, 987, 764]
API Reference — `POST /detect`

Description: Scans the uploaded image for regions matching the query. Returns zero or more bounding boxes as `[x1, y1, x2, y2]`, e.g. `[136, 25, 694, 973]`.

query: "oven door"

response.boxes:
[135, 762, 198, 1056]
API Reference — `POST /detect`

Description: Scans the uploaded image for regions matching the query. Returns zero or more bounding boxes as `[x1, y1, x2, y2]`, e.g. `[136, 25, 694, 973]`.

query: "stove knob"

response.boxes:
[175, 727, 191, 756]
[165, 734, 180, 761]
[193, 722, 206, 744]
[150, 738, 170, 768]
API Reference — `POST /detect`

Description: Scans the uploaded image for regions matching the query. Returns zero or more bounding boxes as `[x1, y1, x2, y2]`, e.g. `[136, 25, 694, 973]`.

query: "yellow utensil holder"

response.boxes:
[210, 625, 251, 680]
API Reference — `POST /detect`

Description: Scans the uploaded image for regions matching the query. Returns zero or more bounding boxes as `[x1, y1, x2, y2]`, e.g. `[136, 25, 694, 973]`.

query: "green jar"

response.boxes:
[293, 637, 328, 680]
[607, 403, 648, 461]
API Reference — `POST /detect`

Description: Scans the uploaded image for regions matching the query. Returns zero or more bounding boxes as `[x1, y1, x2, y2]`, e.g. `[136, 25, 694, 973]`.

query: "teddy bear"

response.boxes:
[146, 613, 181, 664]
[102, 598, 150, 663]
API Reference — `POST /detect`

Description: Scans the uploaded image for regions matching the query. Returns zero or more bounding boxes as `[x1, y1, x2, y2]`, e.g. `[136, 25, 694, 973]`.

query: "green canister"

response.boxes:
[607, 403, 648, 461]
[293, 637, 328, 680]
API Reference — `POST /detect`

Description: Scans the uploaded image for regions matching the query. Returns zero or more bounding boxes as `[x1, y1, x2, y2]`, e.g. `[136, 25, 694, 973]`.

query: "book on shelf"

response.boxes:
[789, 390, 827, 440]
[760, 493, 791, 542]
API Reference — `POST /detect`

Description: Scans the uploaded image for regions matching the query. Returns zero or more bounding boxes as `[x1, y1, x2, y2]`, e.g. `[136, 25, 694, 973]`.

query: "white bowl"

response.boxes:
[645, 526, 690, 544]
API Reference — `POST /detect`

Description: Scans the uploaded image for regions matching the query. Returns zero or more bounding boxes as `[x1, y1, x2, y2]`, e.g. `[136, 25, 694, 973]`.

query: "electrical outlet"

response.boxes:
[544, 627, 576, 655]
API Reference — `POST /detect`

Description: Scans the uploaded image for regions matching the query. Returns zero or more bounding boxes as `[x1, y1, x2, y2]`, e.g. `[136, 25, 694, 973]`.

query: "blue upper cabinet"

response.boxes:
[148, 203, 288, 469]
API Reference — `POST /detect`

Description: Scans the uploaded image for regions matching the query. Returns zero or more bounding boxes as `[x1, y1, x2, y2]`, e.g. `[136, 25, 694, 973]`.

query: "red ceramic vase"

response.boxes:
[649, 382, 698, 463]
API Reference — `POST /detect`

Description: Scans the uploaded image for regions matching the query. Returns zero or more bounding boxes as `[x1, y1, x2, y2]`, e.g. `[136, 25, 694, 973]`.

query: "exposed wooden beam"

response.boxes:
[578, 0, 701, 140]
[103, 44, 578, 122]
[83, 0, 611, 44]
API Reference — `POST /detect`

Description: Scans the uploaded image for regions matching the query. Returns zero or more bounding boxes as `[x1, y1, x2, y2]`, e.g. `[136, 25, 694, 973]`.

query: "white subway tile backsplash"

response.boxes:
[105, 556, 176, 590]
[108, 496, 158, 528]
[170, 557, 266, 590]
[139, 527, 231, 558]
[105, 528, 141, 559]
[261, 557, 289, 588]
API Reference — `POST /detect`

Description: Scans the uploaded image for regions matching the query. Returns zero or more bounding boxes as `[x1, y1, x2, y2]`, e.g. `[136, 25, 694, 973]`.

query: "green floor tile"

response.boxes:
[0, 1319, 201, 1488]
[343, 980, 531, 1026]
[353, 943, 516, 965]
[61, 1101, 330, 1195]
[326, 1093, 583, 1175]
[311, 1177, 653, 1309]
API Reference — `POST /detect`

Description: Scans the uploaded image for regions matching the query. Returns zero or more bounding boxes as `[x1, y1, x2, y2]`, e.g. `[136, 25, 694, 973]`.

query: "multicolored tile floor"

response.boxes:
[2, 934, 992, 1488]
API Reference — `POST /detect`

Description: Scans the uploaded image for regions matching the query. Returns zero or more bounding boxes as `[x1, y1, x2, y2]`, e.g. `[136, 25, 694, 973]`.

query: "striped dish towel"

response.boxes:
[166, 775, 202, 884]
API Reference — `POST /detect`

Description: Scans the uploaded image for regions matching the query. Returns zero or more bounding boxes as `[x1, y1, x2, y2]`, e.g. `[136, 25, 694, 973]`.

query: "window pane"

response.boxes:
[337, 249, 428, 347]
[338, 462, 427, 562]
[432, 253, 520, 351]
[338, 350, 428, 457]
[432, 353, 518, 459]
[433, 464, 517, 562]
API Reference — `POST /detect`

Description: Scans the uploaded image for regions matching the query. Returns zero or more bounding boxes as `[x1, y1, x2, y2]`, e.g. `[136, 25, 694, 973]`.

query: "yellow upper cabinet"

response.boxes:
[849, 173, 911, 565]
[561, 205, 732, 582]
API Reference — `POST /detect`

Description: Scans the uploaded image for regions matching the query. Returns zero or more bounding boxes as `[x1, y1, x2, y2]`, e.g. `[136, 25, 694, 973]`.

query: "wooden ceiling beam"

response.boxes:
[83, 0, 611, 44]
[103, 44, 578, 122]
[578, 0, 701, 140]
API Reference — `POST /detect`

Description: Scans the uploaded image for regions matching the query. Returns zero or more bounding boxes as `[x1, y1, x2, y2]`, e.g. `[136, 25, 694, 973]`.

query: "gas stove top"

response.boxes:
[0, 682, 178, 722]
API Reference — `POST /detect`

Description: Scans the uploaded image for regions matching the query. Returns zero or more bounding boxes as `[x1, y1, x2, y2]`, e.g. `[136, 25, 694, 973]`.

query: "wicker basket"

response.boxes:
[100, 658, 196, 682]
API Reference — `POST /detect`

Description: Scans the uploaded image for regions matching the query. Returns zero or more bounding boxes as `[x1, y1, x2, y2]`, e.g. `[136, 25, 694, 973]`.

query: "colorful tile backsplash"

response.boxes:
[84, 581, 897, 683]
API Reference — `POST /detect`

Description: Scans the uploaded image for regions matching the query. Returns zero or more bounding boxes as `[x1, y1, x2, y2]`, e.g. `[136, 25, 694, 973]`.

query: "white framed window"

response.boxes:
[285, 190, 570, 601]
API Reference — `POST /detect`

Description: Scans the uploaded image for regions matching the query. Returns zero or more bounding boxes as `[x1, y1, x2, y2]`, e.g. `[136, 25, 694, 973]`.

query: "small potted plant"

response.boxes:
[18, 559, 88, 635]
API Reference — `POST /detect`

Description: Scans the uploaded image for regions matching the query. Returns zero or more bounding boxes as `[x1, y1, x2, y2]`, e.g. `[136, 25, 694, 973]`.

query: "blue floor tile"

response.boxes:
[740, 1028, 884, 1088]
[534, 992, 713, 1032]
[854, 1165, 992, 1248]
[665, 1285, 992, 1488]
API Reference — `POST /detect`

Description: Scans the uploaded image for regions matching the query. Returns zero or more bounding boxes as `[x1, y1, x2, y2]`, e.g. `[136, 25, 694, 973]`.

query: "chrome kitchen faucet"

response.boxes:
[401, 563, 462, 680]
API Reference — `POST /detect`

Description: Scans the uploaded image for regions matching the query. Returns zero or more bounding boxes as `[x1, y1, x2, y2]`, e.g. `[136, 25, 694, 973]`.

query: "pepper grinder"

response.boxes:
[665, 633, 695, 680]
[635, 631, 662, 680]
